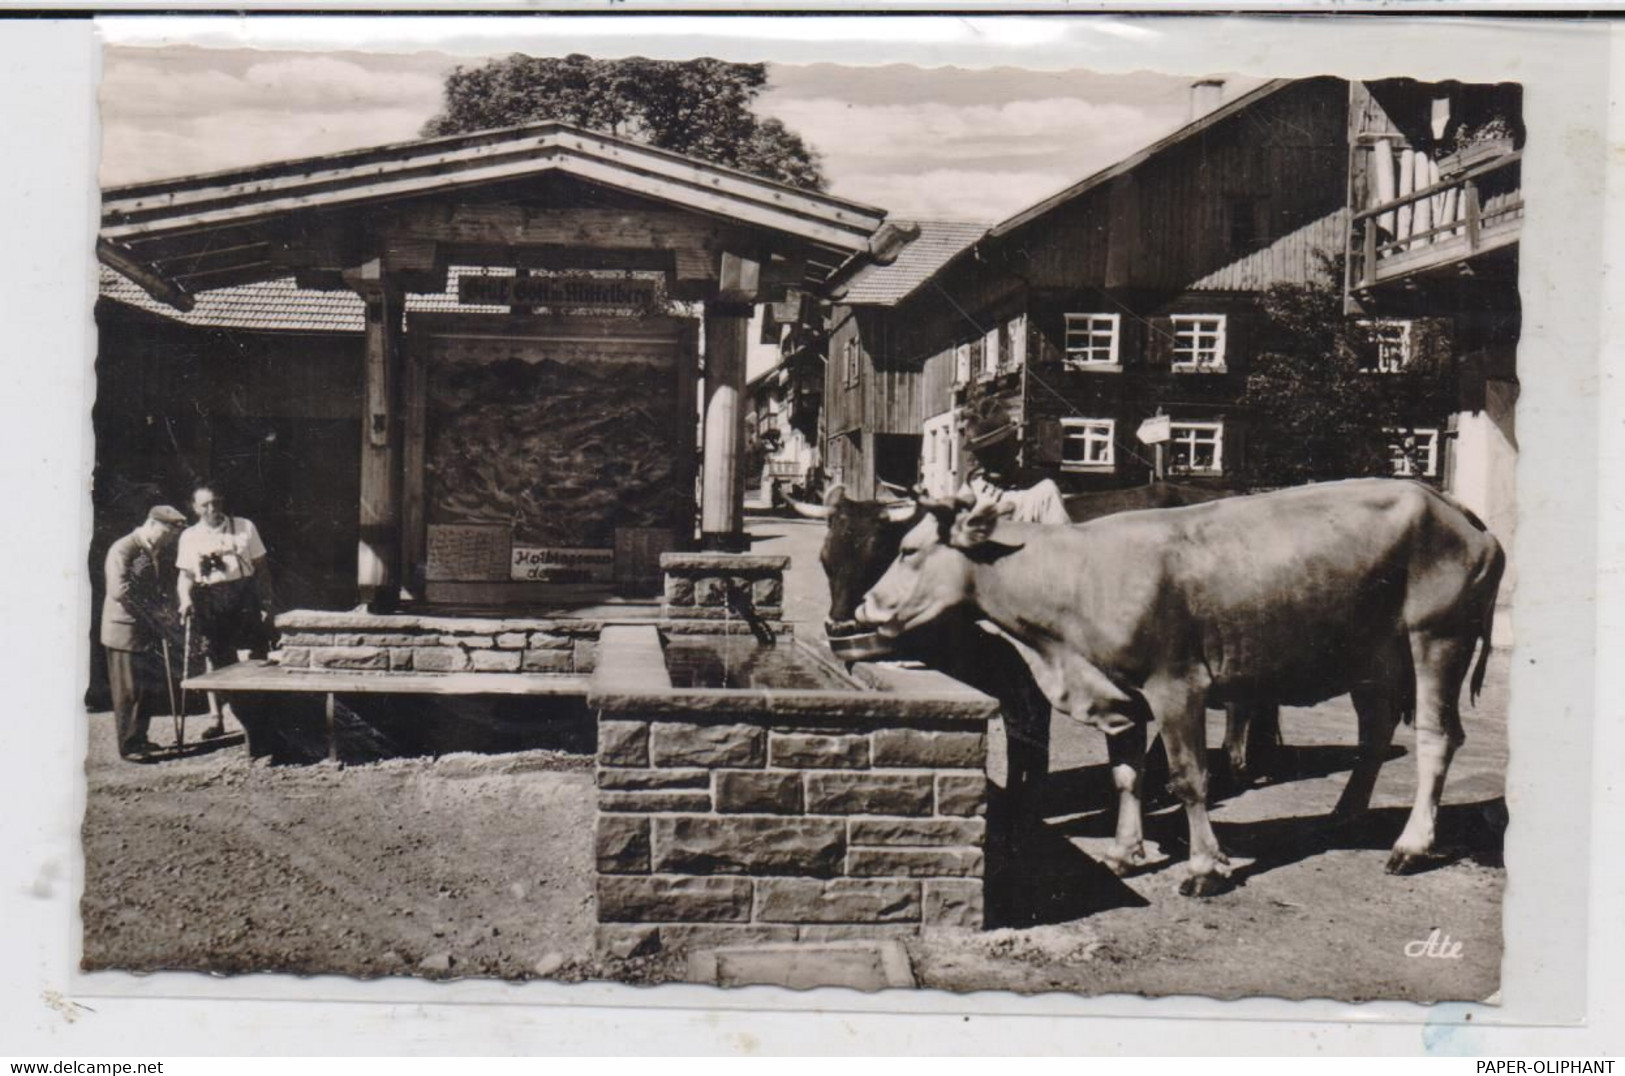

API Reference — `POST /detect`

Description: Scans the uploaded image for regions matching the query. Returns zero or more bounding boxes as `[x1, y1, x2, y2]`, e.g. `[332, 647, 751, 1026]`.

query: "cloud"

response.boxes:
[98, 49, 451, 184]
[760, 93, 1189, 219]
[826, 166, 1082, 223]
[100, 106, 435, 185]
[101, 52, 447, 122]
[94, 46, 1257, 223]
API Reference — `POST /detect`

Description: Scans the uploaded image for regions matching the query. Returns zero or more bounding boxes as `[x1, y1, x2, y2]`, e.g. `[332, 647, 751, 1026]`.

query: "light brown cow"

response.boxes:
[855, 478, 1505, 894]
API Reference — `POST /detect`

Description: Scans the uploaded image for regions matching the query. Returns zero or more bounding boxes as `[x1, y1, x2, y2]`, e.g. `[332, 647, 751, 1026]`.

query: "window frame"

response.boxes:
[842, 336, 860, 388]
[1063, 312, 1121, 369]
[1167, 419, 1225, 475]
[1170, 314, 1228, 373]
[1059, 417, 1117, 472]
[1388, 426, 1440, 477]
[1359, 318, 1415, 374]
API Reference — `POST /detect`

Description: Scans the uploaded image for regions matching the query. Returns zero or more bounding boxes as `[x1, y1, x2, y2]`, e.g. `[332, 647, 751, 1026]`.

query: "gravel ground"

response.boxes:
[79, 516, 1508, 1000]
[80, 719, 686, 984]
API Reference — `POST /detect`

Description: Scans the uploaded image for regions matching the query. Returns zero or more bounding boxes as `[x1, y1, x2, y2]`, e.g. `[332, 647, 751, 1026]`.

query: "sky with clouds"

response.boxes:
[99, 44, 1259, 224]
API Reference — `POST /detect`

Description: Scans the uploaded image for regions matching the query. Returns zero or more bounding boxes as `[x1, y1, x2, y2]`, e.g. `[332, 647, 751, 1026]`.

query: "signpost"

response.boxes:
[1137, 414, 1172, 481]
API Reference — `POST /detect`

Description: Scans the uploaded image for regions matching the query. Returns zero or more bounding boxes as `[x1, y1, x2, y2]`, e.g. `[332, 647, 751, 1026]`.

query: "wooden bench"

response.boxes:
[183, 660, 591, 762]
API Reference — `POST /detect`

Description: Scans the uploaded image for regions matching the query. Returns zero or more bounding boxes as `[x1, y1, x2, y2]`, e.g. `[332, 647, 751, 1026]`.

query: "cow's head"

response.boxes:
[811, 485, 923, 642]
[854, 493, 1021, 638]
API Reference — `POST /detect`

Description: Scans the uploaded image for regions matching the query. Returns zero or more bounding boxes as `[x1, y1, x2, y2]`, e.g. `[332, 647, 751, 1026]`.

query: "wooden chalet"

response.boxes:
[824, 76, 1467, 501]
[95, 122, 901, 617]
[1345, 78, 1523, 631]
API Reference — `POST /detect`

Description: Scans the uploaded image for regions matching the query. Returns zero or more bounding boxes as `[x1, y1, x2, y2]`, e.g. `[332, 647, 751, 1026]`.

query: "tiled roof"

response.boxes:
[99, 266, 521, 333]
[840, 220, 989, 306]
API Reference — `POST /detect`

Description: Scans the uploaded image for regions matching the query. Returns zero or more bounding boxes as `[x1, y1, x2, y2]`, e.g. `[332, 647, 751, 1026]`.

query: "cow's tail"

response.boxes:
[1469, 600, 1494, 706]
[1468, 544, 1507, 706]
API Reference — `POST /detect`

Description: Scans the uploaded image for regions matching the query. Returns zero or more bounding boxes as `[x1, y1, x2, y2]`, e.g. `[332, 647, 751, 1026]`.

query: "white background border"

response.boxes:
[2, 10, 1620, 1055]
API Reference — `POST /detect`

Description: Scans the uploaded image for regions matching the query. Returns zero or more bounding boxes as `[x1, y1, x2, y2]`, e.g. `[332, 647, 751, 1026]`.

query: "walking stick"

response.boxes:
[178, 614, 193, 748]
[161, 636, 183, 751]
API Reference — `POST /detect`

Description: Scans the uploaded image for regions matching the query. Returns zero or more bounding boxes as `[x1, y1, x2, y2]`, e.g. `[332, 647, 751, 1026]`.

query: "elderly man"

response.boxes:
[177, 482, 277, 740]
[961, 409, 1071, 524]
[102, 506, 187, 760]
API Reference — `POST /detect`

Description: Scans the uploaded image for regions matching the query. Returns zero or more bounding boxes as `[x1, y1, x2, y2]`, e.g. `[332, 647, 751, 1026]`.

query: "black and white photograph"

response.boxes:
[75, 15, 1532, 1008]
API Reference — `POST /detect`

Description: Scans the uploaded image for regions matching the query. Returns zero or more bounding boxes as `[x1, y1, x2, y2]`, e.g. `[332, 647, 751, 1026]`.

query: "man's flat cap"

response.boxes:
[147, 505, 187, 527]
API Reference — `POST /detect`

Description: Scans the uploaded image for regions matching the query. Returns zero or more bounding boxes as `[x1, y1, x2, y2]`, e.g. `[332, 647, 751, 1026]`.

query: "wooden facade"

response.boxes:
[827, 77, 1428, 498]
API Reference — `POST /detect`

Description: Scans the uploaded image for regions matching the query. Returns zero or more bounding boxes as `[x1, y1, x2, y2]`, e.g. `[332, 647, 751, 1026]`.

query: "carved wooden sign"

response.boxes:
[425, 523, 512, 581]
[458, 275, 659, 309]
[511, 545, 614, 583]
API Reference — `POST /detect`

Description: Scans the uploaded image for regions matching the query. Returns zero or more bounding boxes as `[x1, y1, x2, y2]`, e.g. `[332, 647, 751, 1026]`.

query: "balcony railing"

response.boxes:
[1351, 150, 1522, 291]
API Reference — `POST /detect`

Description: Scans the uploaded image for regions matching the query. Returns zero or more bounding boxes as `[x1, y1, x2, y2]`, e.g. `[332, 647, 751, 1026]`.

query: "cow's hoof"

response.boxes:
[1385, 849, 1444, 875]
[1179, 872, 1231, 898]
[1103, 843, 1146, 877]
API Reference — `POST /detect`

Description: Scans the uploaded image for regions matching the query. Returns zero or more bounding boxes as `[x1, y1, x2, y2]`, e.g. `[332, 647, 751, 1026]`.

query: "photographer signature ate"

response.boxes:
[1405, 928, 1465, 959]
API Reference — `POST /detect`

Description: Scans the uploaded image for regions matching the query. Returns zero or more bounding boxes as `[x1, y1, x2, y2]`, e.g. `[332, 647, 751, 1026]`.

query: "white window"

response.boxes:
[1388, 427, 1439, 477]
[1169, 420, 1224, 475]
[953, 343, 971, 386]
[1064, 313, 1120, 368]
[842, 337, 860, 388]
[1360, 319, 1414, 373]
[1061, 418, 1116, 470]
[982, 327, 1000, 378]
[1171, 315, 1227, 372]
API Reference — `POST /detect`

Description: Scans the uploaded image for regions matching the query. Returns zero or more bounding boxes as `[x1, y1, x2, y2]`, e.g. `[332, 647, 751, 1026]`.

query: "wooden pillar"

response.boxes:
[344, 259, 404, 611]
[701, 300, 753, 550]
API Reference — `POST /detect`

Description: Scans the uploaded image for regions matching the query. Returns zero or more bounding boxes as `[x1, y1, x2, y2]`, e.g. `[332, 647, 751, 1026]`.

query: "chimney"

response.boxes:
[1189, 78, 1225, 122]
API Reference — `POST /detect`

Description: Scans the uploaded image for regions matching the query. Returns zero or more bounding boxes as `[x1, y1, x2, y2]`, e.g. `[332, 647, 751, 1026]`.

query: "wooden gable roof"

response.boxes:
[99, 121, 891, 311]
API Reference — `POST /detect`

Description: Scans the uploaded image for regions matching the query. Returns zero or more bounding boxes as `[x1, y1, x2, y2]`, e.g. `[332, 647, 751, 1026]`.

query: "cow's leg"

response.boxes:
[1220, 702, 1281, 787]
[1388, 633, 1475, 874]
[1102, 718, 1148, 876]
[1331, 682, 1403, 821]
[1146, 676, 1229, 896]
[1219, 704, 1250, 786]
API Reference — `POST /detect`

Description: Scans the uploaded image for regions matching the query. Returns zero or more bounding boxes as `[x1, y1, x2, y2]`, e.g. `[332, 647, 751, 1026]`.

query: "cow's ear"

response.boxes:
[949, 498, 1022, 554]
[822, 484, 847, 508]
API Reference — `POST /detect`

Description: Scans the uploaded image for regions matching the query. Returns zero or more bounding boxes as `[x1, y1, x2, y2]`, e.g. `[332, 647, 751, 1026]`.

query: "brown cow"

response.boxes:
[855, 479, 1505, 893]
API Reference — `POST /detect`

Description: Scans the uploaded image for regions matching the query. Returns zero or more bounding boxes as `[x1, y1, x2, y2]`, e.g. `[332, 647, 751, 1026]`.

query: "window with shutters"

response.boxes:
[1171, 315, 1227, 372]
[1060, 418, 1116, 470]
[1168, 420, 1224, 475]
[1387, 427, 1439, 477]
[1063, 313, 1120, 368]
[1007, 315, 1027, 370]
[967, 336, 987, 381]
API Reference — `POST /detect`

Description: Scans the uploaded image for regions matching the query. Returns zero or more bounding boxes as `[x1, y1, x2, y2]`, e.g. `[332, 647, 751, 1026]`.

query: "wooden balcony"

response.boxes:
[1350, 150, 1521, 293]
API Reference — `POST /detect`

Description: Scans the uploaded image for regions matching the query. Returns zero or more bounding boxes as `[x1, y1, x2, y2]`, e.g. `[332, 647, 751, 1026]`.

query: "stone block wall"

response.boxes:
[661, 553, 787, 623]
[594, 714, 989, 956]
[274, 610, 601, 676]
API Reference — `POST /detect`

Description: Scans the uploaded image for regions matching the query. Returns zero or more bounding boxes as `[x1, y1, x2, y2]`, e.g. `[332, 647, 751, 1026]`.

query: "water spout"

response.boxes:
[724, 579, 777, 648]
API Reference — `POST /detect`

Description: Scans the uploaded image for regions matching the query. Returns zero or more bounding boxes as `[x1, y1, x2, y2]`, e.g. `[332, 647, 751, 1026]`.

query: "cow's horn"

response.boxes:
[877, 479, 913, 498]
[787, 497, 834, 520]
[882, 499, 920, 523]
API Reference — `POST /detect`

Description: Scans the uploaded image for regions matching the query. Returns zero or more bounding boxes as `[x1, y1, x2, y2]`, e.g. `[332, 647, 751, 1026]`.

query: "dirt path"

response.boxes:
[81, 717, 606, 981]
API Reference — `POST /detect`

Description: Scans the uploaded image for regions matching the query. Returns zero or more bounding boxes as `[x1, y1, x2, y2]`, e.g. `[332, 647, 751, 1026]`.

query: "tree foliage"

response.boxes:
[1237, 257, 1449, 487]
[422, 54, 827, 190]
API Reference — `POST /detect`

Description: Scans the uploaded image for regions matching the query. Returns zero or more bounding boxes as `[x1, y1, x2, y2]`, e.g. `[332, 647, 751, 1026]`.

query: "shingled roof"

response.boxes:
[839, 220, 989, 306]
[99, 265, 529, 333]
